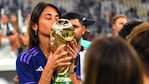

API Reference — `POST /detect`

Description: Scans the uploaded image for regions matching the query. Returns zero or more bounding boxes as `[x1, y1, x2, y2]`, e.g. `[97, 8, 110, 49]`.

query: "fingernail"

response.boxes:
[68, 62, 71, 64]
[69, 56, 72, 59]
[62, 52, 68, 55]
[62, 44, 65, 46]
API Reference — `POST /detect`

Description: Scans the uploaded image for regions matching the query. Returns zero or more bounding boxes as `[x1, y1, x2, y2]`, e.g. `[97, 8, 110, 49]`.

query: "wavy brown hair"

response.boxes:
[127, 22, 149, 77]
[84, 36, 143, 84]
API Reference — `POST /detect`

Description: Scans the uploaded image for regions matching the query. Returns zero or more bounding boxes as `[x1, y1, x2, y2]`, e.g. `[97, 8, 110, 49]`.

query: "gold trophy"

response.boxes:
[50, 19, 74, 84]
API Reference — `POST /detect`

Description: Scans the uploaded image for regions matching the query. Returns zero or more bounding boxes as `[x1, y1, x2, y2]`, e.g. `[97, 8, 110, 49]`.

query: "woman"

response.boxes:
[16, 2, 78, 84]
[0, 13, 19, 58]
[10, 14, 21, 34]
[10, 13, 23, 54]
[127, 22, 149, 84]
[84, 36, 143, 84]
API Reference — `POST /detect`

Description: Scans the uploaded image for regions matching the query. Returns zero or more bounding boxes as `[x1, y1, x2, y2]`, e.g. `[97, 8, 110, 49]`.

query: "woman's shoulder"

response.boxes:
[17, 47, 39, 64]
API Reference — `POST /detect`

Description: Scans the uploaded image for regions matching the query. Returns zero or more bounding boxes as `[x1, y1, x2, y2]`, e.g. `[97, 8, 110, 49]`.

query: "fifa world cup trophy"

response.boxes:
[50, 19, 75, 84]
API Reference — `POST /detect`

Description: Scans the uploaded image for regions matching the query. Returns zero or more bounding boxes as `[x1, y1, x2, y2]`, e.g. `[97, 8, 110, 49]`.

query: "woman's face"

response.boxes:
[10, 15, 17, 23]
[37, 6, 60, 36]
[1, 14, 9, 24]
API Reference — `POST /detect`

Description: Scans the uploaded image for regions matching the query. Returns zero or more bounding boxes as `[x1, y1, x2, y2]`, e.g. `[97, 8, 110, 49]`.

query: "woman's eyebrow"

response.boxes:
[46, 14, 52, 16]
[45, 14, 59, 17]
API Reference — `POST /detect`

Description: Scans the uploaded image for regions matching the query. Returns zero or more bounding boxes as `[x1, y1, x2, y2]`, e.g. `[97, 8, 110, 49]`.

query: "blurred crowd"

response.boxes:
[1, 0, 149, 40]
[73, 0, 149, 35]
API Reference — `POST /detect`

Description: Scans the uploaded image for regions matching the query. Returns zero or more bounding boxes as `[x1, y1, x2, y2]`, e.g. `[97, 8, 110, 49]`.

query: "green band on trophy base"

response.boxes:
[51, 73, 72, 84]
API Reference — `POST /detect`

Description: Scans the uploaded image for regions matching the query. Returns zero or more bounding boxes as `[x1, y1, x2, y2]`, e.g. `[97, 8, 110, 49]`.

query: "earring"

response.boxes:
[34, 30, 37, 36]
[34, 30, 39, 43]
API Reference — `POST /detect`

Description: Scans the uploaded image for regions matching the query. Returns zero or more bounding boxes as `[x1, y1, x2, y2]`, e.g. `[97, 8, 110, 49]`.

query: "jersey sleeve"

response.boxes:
[16, 48, 39, 84]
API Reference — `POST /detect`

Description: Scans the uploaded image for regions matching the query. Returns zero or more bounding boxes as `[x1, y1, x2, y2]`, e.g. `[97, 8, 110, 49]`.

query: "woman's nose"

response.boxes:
[52, 19, 59, 25]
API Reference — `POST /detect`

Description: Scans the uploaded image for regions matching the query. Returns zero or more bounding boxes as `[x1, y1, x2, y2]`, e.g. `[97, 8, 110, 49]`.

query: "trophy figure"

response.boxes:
[50, 19, 75, 84]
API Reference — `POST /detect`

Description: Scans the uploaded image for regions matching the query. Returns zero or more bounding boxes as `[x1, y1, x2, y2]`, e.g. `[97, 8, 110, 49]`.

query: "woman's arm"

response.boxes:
[38, 67, 54, 84]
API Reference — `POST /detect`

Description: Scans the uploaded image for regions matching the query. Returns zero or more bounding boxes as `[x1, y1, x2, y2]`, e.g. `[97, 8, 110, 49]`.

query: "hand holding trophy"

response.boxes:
[50, 19, 75, 84]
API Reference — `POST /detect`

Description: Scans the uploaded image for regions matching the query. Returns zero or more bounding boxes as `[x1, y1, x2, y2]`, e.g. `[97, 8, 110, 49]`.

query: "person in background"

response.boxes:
[119, 20, 143, 39]
[127, 22, 149, 84]
[13, 14, 30, 84]
[16, 2, 79, 84]
[10, 14, 21, 34]
[10, 13, 22, 54]
[63, 12, 95, 49]
[112, 14, 128, 36]
[84, 35, 143, 84]
[0, 13, 18, 58]
[19, 14, 30, 52]
[62, 11, 95, 81]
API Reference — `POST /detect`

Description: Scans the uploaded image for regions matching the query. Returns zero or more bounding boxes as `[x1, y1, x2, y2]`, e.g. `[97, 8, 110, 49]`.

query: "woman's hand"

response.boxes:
[67, 39, 78, 61]
[44, 44, 72, 71]
[13, 75, 19, 83]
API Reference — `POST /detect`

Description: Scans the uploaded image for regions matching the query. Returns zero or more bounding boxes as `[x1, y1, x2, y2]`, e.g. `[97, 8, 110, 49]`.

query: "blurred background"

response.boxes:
[1, 0, 149, 36]
[0, 0, 149, 84]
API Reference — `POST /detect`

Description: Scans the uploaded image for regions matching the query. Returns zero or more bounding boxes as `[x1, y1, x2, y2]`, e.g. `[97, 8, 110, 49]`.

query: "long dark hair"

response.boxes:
[27, 2, 61, 49]
[84, 36, 143, 84]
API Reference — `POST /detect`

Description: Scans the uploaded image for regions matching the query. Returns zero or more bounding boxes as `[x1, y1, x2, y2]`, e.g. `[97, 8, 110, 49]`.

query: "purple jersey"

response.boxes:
[16, 46, 47, 84]
[16, 46, 81, 84]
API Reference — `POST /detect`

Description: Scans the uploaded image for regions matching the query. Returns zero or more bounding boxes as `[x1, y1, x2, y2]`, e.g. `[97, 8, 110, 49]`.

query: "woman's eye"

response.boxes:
[46, 17, 51, 20]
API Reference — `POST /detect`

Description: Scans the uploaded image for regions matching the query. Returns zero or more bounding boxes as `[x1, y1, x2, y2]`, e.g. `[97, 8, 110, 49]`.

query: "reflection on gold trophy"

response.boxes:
[50, 19, 74, 84]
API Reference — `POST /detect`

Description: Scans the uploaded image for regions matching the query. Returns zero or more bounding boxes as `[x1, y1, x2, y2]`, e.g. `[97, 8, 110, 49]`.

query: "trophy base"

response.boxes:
[51, 73, 72, 84]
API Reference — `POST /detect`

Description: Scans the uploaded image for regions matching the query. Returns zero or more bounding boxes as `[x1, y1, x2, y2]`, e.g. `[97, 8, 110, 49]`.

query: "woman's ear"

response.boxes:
[32, 24, 38, 31]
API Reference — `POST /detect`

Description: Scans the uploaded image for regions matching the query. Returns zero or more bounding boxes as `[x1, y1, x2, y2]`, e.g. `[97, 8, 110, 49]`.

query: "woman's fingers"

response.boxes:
[53, 44, 65, 55]
[47, 49, 71, 69]
[70, 39, 78, 51]
[55, 51, 68, 60]
[55, 57, 72, 67]
[53, 56, 72, 69]
[67, 44, 77, 59]
[47, 40, 78, 70]
[57, 62, 71, 67]
[55, 56, 72, 64]
[72, 39, 78, 50]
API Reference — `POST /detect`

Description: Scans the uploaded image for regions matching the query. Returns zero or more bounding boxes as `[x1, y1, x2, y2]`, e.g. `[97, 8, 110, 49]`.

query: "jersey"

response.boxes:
[76, 46, 87, 81]
[16, 46, 83, 84]
[16, 46, 47, 84]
